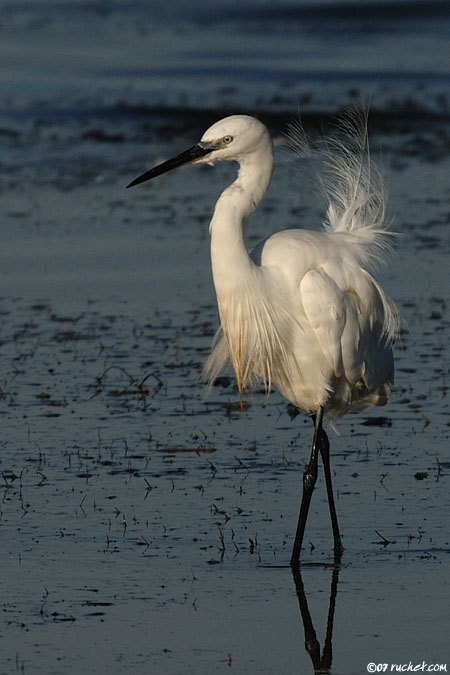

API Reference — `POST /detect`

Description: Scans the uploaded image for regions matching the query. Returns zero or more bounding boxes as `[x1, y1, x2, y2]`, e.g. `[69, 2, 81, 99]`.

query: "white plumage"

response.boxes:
[127, 110, 400, 565]
[202, 113, 398, 418]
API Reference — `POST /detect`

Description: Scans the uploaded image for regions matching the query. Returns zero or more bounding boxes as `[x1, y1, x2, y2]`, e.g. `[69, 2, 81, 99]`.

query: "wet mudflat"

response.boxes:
[1, 124, 450, 674]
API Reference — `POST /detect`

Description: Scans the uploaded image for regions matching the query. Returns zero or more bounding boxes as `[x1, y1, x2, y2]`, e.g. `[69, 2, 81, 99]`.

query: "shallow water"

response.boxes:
[1, 1, 450, 674]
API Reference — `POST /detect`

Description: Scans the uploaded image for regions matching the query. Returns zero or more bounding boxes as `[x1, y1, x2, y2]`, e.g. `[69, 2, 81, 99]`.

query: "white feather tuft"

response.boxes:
[286, 107, 395, 269]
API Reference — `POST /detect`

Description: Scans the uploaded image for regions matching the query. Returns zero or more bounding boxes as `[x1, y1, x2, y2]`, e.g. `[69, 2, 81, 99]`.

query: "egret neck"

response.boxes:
[209, 141, 274, 295]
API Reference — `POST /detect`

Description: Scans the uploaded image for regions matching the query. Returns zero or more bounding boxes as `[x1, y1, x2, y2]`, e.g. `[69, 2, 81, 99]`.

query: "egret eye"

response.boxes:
[222, 135, 233, 145]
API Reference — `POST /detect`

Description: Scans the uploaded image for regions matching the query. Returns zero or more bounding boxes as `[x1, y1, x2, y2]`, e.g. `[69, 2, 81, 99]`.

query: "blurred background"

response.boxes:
[1, 0, 449, 301]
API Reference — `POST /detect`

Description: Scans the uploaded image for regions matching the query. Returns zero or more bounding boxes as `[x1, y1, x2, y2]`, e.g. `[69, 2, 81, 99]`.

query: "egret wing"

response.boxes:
[299, 268, 348, 378]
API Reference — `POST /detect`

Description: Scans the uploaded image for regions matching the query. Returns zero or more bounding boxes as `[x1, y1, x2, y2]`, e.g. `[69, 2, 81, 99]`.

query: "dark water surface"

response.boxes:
[1, 1, 450, 673]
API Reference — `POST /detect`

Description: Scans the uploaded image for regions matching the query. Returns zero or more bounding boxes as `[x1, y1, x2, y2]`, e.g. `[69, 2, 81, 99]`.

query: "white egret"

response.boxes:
[127, 112, 399, 565]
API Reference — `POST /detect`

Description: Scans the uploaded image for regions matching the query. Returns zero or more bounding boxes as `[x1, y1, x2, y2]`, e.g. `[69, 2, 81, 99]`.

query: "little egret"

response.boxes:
[127, 112, 399, 565]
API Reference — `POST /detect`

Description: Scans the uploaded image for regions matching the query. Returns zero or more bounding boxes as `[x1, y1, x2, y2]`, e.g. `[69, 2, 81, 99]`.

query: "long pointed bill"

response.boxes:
[127, 143, 214, 188]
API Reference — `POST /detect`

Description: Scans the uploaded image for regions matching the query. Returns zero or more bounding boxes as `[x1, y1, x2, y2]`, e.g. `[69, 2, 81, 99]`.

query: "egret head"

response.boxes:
[127, 115, 272, 188]
[199, 115, 272, 162]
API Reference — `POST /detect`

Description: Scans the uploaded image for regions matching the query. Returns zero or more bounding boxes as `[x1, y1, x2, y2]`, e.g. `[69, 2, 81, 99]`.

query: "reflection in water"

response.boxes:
[292, 564, 341, 674]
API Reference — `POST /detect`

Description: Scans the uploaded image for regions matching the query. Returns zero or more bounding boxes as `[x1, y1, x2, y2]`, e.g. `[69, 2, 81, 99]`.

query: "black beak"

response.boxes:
[127, 143, 214, 188]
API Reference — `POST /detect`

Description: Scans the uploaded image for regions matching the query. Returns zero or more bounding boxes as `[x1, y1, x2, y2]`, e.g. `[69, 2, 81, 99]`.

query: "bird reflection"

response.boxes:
[292, 563, 341, 673]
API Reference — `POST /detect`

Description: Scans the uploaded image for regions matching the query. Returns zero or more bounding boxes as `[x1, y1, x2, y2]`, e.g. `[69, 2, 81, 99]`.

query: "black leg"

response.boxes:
[318, 423, 344, 562]
[290, 409, 322, 565]
[291, 406, 343, 565]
